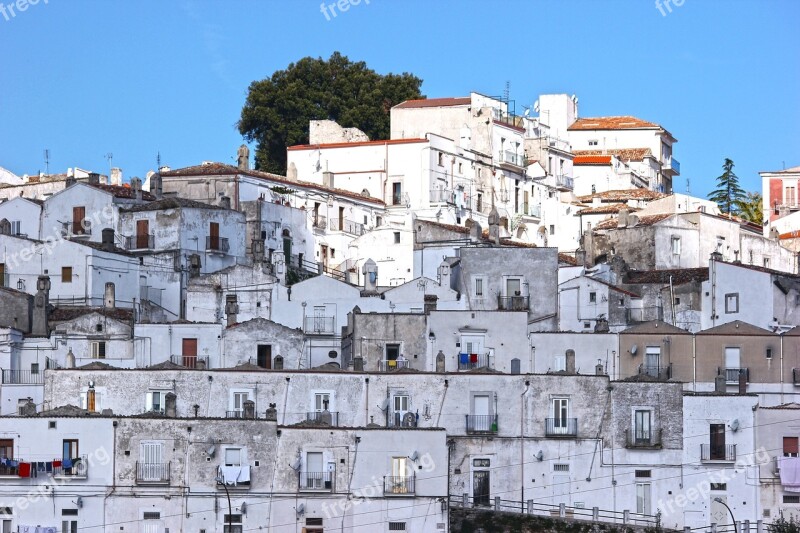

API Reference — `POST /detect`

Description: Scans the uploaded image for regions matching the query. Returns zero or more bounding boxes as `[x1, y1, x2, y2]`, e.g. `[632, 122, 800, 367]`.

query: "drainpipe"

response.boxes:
[520, 380, 530, 505]
[780, 332, 785, 404]
[692, 333, 697, 392]
[364, 377, 369, 426]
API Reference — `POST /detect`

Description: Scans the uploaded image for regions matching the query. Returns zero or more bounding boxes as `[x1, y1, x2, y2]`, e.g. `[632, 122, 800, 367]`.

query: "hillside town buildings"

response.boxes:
[0, 92, 798, 532]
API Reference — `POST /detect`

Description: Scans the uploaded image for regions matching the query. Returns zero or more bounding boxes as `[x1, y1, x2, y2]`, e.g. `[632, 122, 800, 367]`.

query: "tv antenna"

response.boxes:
[685, 178, 690, 195]
[43, 149, 50, 175]
[105, 153, 113, 170]
[503, 81, 510, 102]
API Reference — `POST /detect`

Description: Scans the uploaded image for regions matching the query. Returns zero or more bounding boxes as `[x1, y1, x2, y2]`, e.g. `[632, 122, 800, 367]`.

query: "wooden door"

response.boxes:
[136, 220, 150, 248]
[182, 338, 197, 368]
[73, 206, 86, 234]
[209, 222, 220, 250]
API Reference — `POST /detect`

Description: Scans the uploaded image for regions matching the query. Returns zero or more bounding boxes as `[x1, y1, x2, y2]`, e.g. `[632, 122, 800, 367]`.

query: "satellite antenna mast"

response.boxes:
[157, 151, 161, 171]
[43, 149, 50, 176]
[105, 152, 113, 171]
[686, 178, 690, 195]
[503, 81, 510, 102]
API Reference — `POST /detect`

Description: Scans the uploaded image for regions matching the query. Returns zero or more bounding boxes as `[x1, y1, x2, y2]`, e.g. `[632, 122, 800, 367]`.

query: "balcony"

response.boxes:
[429, 188, 455, 204]
[384, 475, 415, 496]
[466, 414, 498, 435]
[205, 236, 230, 253]
[136, 462, 171, 485]
[1, 370, 44, 385]
[637, 364, 672, 380]
[169, 355, 208, 369]
[379, 359, 410, 372]
[225, 411, 245, 419]
[720, 367, 749, 384]
[299, 471, 333, 491]
[498, 295, 529, 311]
[458, 353, 493, 371]
[626, 307, 663, 323]
[305, 411, 339, 426]
[555, 174, 574, 191]
[499, 150, 524, 169]
[522, 203, 542, 219]
[701, 443, 736, 462]
[217, 464, 250, 488]
[125, 234, 155, 250]
[387, 411, 418, 428]
[64, 220, 92, 238]
[54, 455, 88, 479]
[312, 215, 327, 230]
[663, 157, 680, 176]
[303, 316, 336, 335]
[329, 218, 366, 236]
[625, 428, 663, 449]
[545, 418, 578, 438]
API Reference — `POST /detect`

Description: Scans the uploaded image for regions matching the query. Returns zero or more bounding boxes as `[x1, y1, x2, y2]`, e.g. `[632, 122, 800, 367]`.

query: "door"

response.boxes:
[724, 347, 741, 382]
[552, 474, 570, 506]
[136, 219, 149, 248]
[320, 245, 329, 272]
[306, 452, 323, 488]
[506, 278, 521, 296]
[473, 394, 490, 432]
[182, 338, 197, 368]
[0, 439, 12, 475]
[552, 398, 569, 434]
[209, 222, 220, 250]
[710, 495, 729, 527]
[473, 464, 490, 506]
[0, 263, 5, 288]
[232, 392, 248, 417]
[63, 439, 79, 474]
[338, 206, 344, 231]
[392, 456, 409, 493]
[392, 394, 410, 427]
[645, 347, 660, 376]
[314, 392, 331, 413]
[257, 345, 272, 369]
[636, 483, 651, 515]
[282, 231, 292, 264]
[392, 182, 402, 205]
[140, 441, 163, 481]
[635, 410, 652, 444]
[72, 206, 85, 234]
[710, 424, 726, 460]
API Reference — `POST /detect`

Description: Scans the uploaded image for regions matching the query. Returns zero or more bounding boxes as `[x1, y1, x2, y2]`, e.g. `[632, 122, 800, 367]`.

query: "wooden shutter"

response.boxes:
[136, 220, 149, 248]
[785, 437, 799, 455]
[73, 206, 85, 234]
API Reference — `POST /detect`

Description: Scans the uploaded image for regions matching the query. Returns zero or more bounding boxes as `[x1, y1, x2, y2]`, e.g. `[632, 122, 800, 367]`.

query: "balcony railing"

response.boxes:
[555, 174, 574, 190]
[625, 428, 663, 449]
[136, 462, 171, 484]
[638, 364, 672, 380]
[125, 234, 155, 250]
[523, 204, 542, 218]
[217, 464, 250, 487]
[663, 157, 680, 175]
[226, 410, 245, 419]
[1, 370, 44, 385]
[379, 359, 410, 371]
[387, 411, 418, 428]
[64, 220, 92, 237]
[170, 355, 208, 369]
[329, 218, 366, 236]
[429, 188, 456, 204]
[498, 295, 529, 311]
[299, 471, 333, 491]
[55, 455, 88, 478]
[701, 443, 736, 462]
[305, 411, 339, 426]
[303, 316, 336, 335]
[206, 236, 230, 253]
[545, 418, 578, 437]
[720, 367, 749, 384]
[384, 475, 415, 495]
[466, 414, 498, 434]
[458, 353, 493, 371]
[499, 150, 523, 167]
[312, 215, 327, 230]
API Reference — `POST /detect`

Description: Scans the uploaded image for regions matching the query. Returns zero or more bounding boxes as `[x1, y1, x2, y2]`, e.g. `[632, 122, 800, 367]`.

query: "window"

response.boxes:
[784, 437, 799, 457]
[635, 410, 652, 443]
[209, 221, 220, 250]
[393, 231, 401, 244]
[230, 391, 249, 416]
[224, 448, 242, 467]
[392, 182, 402, 205]
[91, 341, 106, 359]
[437, 152, 443, 166]
[146, 391, 166, 413]
[11, 220, 20, 235]
[784, 495, 800, 504]
[786, 186, 797, 207]
[764, 257, 771, 268]
[314, 392, 332, 412]
[553, 463, 569, 472]
[389, 523, 407, 531]
[385, 344, 400, 361]
[553, 354, 566, 372]
[724, 293, 739, 314]
[72, 206, 86, 235]
[0, 439, 13, 475]
[635, 470, 651, 478]
[549, 224, 555, 235]
[223, 514, 243, 533]
[710, 483, 727, 491]
[62, 520, 78, 533]
[458, 162, 463, 174]
[142, 512, 161, 520]
[475, 278, 484, 297]
[62, 266, 73, 283]
[588, 140, 598, 146]
[306, 517, 324, 533]
[636, 483, 652, 514]
[31, 363, 39, 375]
[589, 292, 596, 303]
[671, 236, 681, 255]
[583, 322, 591, 329]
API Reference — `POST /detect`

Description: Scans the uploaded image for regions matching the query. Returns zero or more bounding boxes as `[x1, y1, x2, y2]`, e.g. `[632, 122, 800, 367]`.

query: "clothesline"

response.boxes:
[0, 456, 83, 478]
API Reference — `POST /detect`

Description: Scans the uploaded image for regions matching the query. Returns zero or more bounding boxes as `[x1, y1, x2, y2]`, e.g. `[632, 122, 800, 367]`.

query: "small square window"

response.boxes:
[764, 257, 771, 268]
[784, 495, 800, 504]
[635, 470, 651, 478]
[588, 140, 598, 146]
[589, 292, 596, 303]
[475, 279, 483, 297]
[583, 322, 591, 329]
[710, 483, 727, 491]
[549, 225, 555, 235]
[671, 236, 681, 255]
[675, 298, 681, 305]
[393, 232, 401, 244]
[62, 267, 73, 283]
[31, 363, 39, 374]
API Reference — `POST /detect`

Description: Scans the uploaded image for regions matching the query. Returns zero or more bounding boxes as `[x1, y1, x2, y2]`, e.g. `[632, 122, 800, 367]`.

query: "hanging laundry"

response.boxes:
[52, 460, 61, 468]
[37, 462, 46, 472]
[62, 458, 73, 469]
[18, 462, 31, 478]
[45, 462, 53, 473]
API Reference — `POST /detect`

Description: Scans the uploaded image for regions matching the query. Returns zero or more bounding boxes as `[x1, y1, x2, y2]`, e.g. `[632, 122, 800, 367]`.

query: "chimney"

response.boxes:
[469, 221, 483, 243]
[32, 276, 50, 337]
[738, 370, 747, 394]
[110, 167, 123, 186]
[424, 294, 438, 314]
[769, 227, 780, 241]
[165, 392, 177, 418]
[575, 249, 587, 267]
[488, 207, 501, 244]
[189, 254, 201, 278]
[65, 176, 77, 188]
[104, 282, 116, 309]
[437, 261, 451, 288]
[714, 374, 727, 393]
[595, 362, 605, 376]
[323, 171, 334, 189]
[237, 144, 250, 171]
[362, 259, 378, 292]
[265, 404, 277, 421]
[130, 177, 142, 202]
[225, 294, 239, 326]
[243, 400, 256, 419]
[20, 399, 37, 416]
[88, 172, 100, 185]
[710, 251, 723, 262]
[195, 358, 206, 370]
[565, 349, 576, 373]
[617, 208, 629, 228]
[271, 254, 286, 285]
[101, 228, 115, 252]
[151, 173, 163, 200]
[220, 196, 231, 209]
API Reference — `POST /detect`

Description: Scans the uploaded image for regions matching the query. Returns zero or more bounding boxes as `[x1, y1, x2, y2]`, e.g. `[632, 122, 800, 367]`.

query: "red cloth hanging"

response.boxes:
[52, 460, 62, 468]
[18, 462, 31, 478]
[470, 353, 478, 363]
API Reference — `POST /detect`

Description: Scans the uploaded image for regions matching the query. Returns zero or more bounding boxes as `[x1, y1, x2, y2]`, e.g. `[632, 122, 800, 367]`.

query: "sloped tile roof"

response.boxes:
[593, 212, 674, 230]
[569, 116, 660, 130]
[578, 203, 636, 215]
[577, 189, 668, 203]
[573, 155, 613, 165]
[573, 148, 654, 161]
[697, 320, 776, 336]
[625, 268, 709, 286]
[621, 320, 690, 334]
[288, 138, 428, 150]
[394, 97, 471, 109]
[121, 197, 225, 212]
[88, 183, 156, 201]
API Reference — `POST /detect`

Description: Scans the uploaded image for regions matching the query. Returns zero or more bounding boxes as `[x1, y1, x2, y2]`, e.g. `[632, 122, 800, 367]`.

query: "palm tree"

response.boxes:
[708, 158, 746, 216]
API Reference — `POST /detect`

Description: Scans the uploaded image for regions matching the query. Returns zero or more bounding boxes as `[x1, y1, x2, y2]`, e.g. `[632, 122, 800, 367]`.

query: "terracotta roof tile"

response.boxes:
[393, 97, 471, 109]
[161, 163, 385, 206]
[593, 212, 673, 230]
[573, 155, 613, 165]
[577, 189, 668, 203]
[287, 138, 427, 151]
[49, 307, 134, 323]
[625, 268, 709, 286]
[569, 116, 660, 131]
[573, 148, 653, 161]
[578, 203, 637, 215]
[121, 197, 225, 212]
[89, 183, 155, 201]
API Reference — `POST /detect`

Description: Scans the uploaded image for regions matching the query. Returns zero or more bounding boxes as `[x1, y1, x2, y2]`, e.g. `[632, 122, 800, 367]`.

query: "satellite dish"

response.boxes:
[533, 100, 540, 113]
[409, 451, 419, 462]
[290, 457, 302, 471]
[524, 108, 530, 117]
[379, 398, 389, 411]
[730, 419, 740, 432]
[535, 450, 544, 461]
[630, 345, 638, 356]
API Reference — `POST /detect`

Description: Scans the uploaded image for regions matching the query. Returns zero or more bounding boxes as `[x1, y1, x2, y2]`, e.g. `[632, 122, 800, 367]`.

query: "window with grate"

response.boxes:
[389, 523, 407, 531]
[784, 495, 800, 504]
[306, 518, 323, 526]
[635, 470, 651, 478]
[553, 464, 569, 472]
[143, 512, 161, 519]
[61, 509, 78, 516]
[710, 483, 727, 491]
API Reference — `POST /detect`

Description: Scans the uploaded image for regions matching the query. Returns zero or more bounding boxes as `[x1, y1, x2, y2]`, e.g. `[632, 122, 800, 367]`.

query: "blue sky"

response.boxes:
[1, 0, 798, 198]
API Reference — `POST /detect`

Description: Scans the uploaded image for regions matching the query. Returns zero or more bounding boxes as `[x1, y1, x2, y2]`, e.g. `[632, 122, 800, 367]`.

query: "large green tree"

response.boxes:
[738, 191, 764, 225]
[708, 158, 746, 216]
[238, 52, 424, 174]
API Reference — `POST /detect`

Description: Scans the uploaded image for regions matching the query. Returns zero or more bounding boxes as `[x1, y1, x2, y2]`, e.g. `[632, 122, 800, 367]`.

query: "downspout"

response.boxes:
[520, 380, 530, 505]
[692, 333, 697, 392]
[364, 377, 369, 426]
[780, 332, 785, 404]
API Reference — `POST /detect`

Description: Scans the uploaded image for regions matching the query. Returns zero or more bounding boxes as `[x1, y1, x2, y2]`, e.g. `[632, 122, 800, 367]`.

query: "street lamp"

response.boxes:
[216, 475, 232, 532]
[713, 497, 737, 533]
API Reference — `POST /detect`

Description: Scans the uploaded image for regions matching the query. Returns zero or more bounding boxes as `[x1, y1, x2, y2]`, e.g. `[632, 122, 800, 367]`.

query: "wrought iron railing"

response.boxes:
[299, 471, 333, 491]
[458, 353, 493, 371]
[170, 355, 208, 369]
[305, 411, 339, 426]
[303, 316, 335, 334]
[135, 462, 171, 484]
[498, 295, 529, 311]
[384, 475, 415, 495]
[545, 418, 578, 437]
[625, 428, 662, 448]
[466, 414, 498, 434]
[701, 443, 736, 462]
[1, 370, 43, 385]
[206, 236, 230, 252]
[125, 234, 155, 250]
[379, 359, 410, 371]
